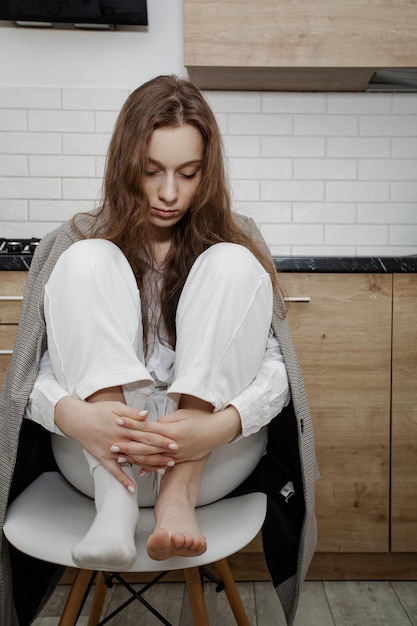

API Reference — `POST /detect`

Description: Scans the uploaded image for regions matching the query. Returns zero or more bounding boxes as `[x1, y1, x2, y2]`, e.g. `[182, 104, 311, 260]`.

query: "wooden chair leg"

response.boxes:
[58, 569, 94, 626]
[184, 567, 211, 626]
[87, 571, 108, 626]
[212, 558, 250, 626]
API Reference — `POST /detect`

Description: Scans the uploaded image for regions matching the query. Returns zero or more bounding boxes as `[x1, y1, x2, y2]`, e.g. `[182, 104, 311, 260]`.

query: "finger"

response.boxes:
[130, 410, 149, 421]
[110, 441, 166, 457]
[157, 413, 182, 423]
[118, 450, 176, 468]
[117, 416, 175, 437]
[116, 456, 171, 476]
[102, 459, 136, 493]
[114, 408, 148, 422]
[112, 441, 179, 464]
[113, 428, 178, 451]
[117, 455, 130, 464]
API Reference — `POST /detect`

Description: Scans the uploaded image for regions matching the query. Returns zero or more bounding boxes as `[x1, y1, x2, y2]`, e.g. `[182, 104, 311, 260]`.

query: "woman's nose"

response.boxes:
[158, 174, 178, 203]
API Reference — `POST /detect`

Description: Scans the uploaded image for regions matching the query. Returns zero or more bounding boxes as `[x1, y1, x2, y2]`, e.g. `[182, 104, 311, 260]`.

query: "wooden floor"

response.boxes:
[33, 579, 417, 625]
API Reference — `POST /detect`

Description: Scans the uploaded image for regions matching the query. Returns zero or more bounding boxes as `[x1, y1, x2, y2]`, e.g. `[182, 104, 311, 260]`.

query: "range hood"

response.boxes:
[366, 69, 417, 92]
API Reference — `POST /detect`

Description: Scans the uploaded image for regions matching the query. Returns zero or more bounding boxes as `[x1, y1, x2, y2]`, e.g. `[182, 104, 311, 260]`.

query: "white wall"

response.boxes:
[0, 0, 185, 87]
[1, 0, 417, 256]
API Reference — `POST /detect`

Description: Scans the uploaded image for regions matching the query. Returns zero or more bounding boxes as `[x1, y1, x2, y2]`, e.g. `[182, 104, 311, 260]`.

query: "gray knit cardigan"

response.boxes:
[0, 213, 318, 625]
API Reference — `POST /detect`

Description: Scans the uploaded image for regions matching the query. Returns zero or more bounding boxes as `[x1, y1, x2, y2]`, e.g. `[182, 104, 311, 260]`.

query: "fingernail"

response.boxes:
[118, 456, 128, 464]
[168, 443, 178, 450]
[138, 410, 147, 416]
[139, 469, 147, 477]
[127, 485, 135, 494]
[115, 418, 124, 425]
[110, 445, 120, 452]
[167, 461, 175, 467]
[157, 468, 166, 476]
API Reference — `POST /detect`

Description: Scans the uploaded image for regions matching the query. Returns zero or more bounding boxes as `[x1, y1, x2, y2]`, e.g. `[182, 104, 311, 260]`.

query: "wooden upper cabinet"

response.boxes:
[391, 274, 417, 552]
[279, 273, 392, 552]
[184, 0, 417, 91]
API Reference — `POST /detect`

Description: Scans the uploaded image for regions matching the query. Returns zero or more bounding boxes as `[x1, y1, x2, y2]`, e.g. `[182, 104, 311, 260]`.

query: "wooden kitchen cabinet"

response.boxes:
[0, 272, 26, 388]
[127, 271, 417, 582]
[272, 271, 417, 581]
[391, 274, 417, 552]
[184, 0, 417, 91]
[279, 273, 392, 553]
[3, 269, 417, 582]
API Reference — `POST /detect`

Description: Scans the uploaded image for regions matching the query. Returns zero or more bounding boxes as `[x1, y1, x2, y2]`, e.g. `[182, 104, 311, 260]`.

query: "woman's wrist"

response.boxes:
[214, 405, 242, 444]
[54, 395, 86, 439]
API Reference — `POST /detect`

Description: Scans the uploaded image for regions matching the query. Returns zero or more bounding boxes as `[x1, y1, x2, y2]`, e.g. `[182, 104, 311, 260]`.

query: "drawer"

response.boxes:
[0, 354, 12, 384]
[0, 301, 24, 324]
[0, 272, 26, 324]
[0, 271, 27, 296]
[0, 325, 18, 352]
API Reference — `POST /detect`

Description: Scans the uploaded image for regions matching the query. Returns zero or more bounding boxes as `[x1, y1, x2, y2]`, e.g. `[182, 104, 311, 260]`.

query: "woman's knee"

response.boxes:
[47, 239, 132, 287]
[193, 242, 268, 284]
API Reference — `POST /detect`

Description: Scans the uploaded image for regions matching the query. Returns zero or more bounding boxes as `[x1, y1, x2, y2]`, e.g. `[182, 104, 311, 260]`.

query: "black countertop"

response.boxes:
[0, 255, 34, 271]
[273, 256, 417, 273]
[0, 239, 39, 270]
[1, 253, 417, 273]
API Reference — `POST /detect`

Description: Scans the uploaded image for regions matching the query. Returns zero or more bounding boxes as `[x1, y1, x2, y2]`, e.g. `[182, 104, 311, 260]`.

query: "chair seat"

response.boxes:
[4, 471, 267, 572]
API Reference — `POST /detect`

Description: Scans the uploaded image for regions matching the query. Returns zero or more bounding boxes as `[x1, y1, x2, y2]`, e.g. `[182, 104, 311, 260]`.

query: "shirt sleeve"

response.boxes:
[25, 331, 291, 440]
[229, 328, 291, 439]
[25, 349, 69, 435]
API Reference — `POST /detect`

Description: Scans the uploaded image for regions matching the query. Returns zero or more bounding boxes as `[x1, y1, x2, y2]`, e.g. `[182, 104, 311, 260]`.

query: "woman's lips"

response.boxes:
[152, 208, 178, 219]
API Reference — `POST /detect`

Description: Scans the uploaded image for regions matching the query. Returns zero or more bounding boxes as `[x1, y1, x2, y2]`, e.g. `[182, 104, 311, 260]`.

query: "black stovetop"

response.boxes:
[0, 238, 40, 255]
[0, 238, 40, 270]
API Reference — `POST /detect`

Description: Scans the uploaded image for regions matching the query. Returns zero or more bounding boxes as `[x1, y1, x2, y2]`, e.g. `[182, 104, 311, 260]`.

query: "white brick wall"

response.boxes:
[0, 86, 416, 255]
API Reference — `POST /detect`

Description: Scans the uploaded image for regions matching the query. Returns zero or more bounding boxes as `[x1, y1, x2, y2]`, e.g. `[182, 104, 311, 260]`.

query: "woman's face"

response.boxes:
[143, 124, 203, 238]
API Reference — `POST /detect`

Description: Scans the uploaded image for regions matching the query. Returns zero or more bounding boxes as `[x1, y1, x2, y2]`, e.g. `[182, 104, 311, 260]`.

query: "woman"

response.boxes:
[0, 75, 318, 626]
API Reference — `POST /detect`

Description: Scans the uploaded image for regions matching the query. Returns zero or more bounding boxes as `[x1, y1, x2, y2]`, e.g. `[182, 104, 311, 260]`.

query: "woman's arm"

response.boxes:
[26, 330, 290, 470]
[114, 329, 291, 465]
[229, 328, 291, 439]
[25, 351, 179, 478]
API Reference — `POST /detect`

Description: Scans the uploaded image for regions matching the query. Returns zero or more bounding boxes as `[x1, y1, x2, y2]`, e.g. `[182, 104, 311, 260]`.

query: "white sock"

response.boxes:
[71, 460, 139, 571]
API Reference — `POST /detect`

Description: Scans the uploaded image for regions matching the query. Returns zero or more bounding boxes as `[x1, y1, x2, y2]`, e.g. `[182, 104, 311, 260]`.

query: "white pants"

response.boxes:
[47, 239, 272, 506]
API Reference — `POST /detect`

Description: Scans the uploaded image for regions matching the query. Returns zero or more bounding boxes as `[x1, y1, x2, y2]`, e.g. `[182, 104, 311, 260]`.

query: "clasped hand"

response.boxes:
[55, 396, 178, 491]
[112, 407, 225, 470]
[55, 396, 240, 491]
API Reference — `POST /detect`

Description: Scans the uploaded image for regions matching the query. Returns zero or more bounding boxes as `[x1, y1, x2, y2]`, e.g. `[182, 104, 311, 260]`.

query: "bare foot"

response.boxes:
[147, 502, 207, 561]
[147, 438, 211, 562]
[147, 528, 207, 560]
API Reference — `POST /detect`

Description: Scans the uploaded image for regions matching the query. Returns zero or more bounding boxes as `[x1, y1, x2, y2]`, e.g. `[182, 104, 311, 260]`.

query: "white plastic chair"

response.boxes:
[4, 471, 267, 625]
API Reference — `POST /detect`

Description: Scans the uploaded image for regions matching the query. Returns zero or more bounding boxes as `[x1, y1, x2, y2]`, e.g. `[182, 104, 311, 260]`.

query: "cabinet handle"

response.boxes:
[0, 296, 23, 301]
[284, 296, 311, 302]
[0, 350, 13, 355]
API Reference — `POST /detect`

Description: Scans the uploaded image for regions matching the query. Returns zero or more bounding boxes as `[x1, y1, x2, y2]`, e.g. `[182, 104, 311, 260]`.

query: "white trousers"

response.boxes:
[46, 239, 272, 506]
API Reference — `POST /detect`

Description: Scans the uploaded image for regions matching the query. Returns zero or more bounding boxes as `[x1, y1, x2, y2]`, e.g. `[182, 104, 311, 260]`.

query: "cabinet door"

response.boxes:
[279, 273, 392, 552]
[391, 274, 417, 551]
[184, 0, 417, 91]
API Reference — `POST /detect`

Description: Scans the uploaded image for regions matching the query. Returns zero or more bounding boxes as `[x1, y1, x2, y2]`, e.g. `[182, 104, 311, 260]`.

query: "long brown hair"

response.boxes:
[74, 75, 278, 350]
